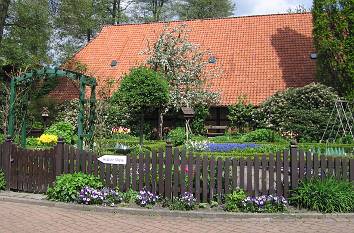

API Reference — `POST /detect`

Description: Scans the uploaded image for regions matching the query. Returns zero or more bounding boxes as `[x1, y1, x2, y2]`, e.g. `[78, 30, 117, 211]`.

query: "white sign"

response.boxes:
[98, 155, 127, 165]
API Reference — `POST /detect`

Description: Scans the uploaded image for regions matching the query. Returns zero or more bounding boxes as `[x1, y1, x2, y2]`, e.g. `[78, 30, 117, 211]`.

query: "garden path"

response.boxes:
[0, 201, 353, 233]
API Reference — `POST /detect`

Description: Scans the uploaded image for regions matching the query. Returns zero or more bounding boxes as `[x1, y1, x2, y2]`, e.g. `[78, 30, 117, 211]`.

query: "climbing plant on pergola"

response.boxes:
[7, 67, 97, 150]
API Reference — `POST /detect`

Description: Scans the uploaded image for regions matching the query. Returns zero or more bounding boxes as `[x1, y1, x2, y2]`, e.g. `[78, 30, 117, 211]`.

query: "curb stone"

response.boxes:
[0, 193, 353, 220]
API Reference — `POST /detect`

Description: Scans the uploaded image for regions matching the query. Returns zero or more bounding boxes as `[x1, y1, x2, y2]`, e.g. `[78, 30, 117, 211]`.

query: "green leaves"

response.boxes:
[191, 105, 209, 135]
[177, 0, 235, 20]
[228, 97, 255, 133]
[47, 173, 103, 202]
[290, 177, 354, 213]
[0, 0, 52, 68]
[313, 0, 353, 99]
[0, 169, 6, 190]
[45, 121, 74, 144]
[256, 83, 338, 142]
[114, 66, 169, 114]
[167, 127, 186, 146]
[224, 189, 247, 212]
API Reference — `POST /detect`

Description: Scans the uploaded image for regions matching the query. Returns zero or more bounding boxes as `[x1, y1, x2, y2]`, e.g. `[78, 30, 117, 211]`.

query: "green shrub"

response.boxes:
[167, 127, 186, 146]
[47, 173, 103, 202]
[26, 137, 40, 147]
[194, 144, 288, 158]
[290, 177, 354, 213]
[224, 189, 247, 212]
[228, 96, 256, 133]
[45, 121, 74, 144]
[0, 133, 4, 143]
[191, 105, 209, 135]
[121, 189, 138, 203]
[0, 170, 6, 190]
[240, 129, 287, 143]
[168, 192, 196, 211]
[198, 203, 208, 208]
[255, 83, 338, 142]
[112, 67, 169, 144]
[55, 99, 80, 129]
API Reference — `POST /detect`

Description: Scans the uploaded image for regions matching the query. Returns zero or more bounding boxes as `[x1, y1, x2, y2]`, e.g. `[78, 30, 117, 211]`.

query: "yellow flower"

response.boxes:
[38, 134, 58, 145]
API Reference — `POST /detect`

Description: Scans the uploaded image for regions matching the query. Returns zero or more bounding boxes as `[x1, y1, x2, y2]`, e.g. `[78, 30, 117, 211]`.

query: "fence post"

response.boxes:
[290, 140, 298, 192]
[55, 137, 64, 176]
[3, 136, 13, 190]
[165, 140, 173, 199]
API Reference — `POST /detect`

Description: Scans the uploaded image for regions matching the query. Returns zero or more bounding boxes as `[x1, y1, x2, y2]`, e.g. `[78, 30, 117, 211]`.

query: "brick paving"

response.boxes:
[0, 201, 353, 233]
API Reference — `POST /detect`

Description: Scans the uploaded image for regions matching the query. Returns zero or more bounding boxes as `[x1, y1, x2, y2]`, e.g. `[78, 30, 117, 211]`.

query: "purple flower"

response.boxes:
[136, 188, 158, 207]
[207, 143, 259, 152]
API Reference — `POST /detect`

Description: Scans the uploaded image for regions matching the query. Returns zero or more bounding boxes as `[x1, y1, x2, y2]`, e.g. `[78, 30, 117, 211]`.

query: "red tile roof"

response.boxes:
[72, 13, 316, 106]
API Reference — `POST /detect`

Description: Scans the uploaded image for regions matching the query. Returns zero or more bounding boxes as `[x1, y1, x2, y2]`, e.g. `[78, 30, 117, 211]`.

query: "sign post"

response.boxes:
[97, 155, 127, 165]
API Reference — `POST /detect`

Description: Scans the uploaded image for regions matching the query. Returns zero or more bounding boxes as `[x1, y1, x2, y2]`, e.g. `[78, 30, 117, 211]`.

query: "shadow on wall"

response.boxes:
[271, 27, 316, 88]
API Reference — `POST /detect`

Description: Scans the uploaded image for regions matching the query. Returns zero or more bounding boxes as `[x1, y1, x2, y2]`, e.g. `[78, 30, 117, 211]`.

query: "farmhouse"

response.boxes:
[49, 13, 316, 127]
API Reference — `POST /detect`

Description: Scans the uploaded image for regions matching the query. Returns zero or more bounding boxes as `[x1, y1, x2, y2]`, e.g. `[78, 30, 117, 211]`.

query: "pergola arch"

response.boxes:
[8, 67, 97, 150]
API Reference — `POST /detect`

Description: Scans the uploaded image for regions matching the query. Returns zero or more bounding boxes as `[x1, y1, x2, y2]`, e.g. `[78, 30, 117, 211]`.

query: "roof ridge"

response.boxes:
[102, 12, 312, 28]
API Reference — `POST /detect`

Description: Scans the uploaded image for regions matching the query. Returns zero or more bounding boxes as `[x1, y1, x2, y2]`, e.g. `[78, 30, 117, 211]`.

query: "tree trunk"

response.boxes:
[87, 29, 92, 42]
[0, 0, 10, 44]
[140, 112, 144, 146]
[157, 109, 163, 139]
[111, 0, 120, 25]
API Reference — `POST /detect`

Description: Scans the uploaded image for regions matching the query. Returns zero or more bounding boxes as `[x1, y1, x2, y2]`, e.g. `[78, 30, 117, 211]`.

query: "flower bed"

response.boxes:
[207, 143, 259, 152]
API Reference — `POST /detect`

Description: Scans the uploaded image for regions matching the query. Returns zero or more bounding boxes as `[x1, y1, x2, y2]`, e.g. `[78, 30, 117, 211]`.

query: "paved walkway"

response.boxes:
[0, 201, 353, 233]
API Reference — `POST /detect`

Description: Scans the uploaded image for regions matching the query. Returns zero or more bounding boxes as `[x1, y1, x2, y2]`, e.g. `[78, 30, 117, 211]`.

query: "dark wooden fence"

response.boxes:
[1, 138, 353, 202]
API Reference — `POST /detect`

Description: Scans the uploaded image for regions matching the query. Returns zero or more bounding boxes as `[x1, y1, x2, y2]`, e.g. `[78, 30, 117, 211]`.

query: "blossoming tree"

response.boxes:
[145, 24, 221, 138]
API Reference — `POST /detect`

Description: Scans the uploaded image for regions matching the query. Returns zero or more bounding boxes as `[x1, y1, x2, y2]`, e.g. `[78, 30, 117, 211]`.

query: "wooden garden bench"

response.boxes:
[206, 125, 228, 137]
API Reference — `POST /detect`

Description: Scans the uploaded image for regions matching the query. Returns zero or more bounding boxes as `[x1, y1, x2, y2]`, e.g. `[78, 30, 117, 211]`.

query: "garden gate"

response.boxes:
[0, 138, 56, 192]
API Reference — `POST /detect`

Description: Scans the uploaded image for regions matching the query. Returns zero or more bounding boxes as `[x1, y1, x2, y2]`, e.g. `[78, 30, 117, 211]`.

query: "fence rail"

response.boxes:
[1, 138, 353, 202]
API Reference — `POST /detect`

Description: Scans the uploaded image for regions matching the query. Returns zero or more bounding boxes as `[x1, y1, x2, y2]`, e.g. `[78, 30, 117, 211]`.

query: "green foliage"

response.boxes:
[290, 177, 354, 213]
[256, 83, 338, 142]
[241, 196, 288, 213]
[26, 137, 40, 147]
[191, 105, 209, 135]
[194, 144, 289, 158]
[177, 0, 235, 20]
[27, 97, 59, 127]
[131, 0, 174, 22]
[121, 189, 138, 203]
[113, 67, 169, 114]
[228, 97, 256, 133]
[0, 170, 6, 190]
[45, 121, 74, 144]
[240, 129, 287, 143]
[168, 194, 196, 211]
[0, 0, 51, 68]
[47, 173, 103, 202]
[224, 189, 247, 212]
[55, 99, 80, 130]
[93, 138, 166, 155]
[210, 200, 219, 208]
[198, 202, 208, 208]
[167, 127, 186, 146]
[53, 0, 107, 62]
[0, 133, 4, 143]
[312, 0, 353, 99]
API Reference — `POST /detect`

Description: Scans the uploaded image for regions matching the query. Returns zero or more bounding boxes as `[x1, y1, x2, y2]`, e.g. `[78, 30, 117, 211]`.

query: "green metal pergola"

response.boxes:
[7, 67, 97, 150]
